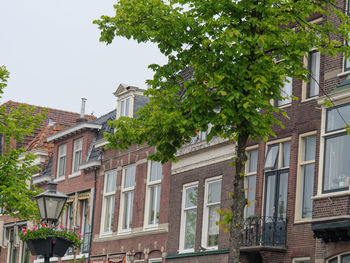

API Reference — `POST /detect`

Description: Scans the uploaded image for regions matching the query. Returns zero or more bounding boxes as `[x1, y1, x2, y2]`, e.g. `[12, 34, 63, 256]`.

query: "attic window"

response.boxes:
[120, 98, 131, 117]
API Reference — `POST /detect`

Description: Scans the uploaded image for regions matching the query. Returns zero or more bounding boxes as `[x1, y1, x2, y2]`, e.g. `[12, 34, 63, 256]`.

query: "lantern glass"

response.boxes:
[45, 196, 66, 221]
[36, 197, 46, 219]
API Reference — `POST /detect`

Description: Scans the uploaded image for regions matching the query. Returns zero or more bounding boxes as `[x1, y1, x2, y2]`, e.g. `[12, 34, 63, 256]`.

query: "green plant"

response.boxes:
[19, 223, 82, 249]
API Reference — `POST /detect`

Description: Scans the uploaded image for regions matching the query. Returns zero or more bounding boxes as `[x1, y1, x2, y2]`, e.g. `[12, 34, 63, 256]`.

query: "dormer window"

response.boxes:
[120, 97, 131, 117]
[57, 144, 67, 178]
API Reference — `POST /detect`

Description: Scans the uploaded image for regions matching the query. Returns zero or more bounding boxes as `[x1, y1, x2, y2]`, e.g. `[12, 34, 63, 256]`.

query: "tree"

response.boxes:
[0, 65, 46, 220]
[94, 1, 350, 262]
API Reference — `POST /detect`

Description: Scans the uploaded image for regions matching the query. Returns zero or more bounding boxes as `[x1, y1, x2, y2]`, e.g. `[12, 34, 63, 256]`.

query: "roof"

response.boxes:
[1, 100, 96, 149]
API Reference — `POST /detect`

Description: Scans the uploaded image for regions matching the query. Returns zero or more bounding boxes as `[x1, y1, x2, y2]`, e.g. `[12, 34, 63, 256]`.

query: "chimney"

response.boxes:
[76, 98, 88, 123]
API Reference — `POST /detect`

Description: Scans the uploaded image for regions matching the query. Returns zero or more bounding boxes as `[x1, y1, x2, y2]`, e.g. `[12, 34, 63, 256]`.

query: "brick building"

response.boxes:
[165, 1, 350, 262]
[89, 84, 170, 263]
[0, 101, 95, 263]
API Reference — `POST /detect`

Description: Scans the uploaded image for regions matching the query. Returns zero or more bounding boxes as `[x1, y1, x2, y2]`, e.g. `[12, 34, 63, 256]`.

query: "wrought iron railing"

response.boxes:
[241, 216, 287, 247]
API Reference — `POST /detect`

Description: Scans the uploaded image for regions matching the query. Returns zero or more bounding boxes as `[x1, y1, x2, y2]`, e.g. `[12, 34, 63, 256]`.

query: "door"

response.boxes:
[262, 170, 288, 246]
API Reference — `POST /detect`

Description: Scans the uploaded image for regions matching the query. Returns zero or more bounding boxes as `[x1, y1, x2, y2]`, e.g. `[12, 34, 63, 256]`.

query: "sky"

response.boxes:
[0, 0, 167, 117]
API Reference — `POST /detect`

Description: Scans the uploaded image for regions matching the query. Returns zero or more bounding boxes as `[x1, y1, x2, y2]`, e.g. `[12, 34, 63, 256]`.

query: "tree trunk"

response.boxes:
[228, 132, 249, 263]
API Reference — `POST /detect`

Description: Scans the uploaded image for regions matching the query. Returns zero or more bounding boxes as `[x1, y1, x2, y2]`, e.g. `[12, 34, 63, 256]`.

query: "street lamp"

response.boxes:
[35, 182, 68, 226]
[34, 182, 68, 263]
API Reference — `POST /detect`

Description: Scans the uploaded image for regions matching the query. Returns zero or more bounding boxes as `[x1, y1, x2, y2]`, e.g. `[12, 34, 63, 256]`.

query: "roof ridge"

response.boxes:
[0, 100, 95, 118]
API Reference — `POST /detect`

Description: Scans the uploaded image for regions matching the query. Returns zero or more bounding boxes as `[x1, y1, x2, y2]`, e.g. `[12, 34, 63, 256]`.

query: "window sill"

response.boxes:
[68, 171, 81, 179]
[294, 218, 312, 224]
[312, 189, 350, 200]
[54, 176, 65, 183]
[337, 71, 350, 78]
[301, 96, 319, 103]
[277, 103, 292, 109]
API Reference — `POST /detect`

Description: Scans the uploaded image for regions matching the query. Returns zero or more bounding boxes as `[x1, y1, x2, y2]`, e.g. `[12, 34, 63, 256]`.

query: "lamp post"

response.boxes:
[34, 182, 68, 263]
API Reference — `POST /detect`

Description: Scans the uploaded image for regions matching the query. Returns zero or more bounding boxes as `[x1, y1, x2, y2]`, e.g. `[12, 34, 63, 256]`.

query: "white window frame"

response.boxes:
[56, 144, 67, 179]
[100, 170, 117, 236]
[201, 176, 222, 250]
[295, 131, 317, 223]
[245, 146, 258, 218]
[118, 165, 136, 233]
[179, 181, 198, 253]
[327, 252, 350, 263]
[262, 137, 291, 218]
[292, 257, 310, 263]
[118, 96, 133, 118]
[71, 138, 83, 176]
[144, 161, 162, 229]
[275, 76, 293, 107]
[149, 259, 162, 263]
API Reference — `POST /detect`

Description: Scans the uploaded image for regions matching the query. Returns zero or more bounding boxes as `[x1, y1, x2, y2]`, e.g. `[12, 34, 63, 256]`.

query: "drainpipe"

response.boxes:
[87, 166, 98, 263]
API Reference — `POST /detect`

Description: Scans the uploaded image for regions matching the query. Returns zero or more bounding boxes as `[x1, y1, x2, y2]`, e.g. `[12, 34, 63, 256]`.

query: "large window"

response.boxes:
[245, 149, 258, 218]
[101, 170, 117, 234]
[179, 182, 198, 252]
[72, 138, 83, 173]
[328, 253, 350, 263]
[297, 134, 316, 219]
[263, 140, 290, 219]
[323, 103, 350, 193]
[307, 51, 320, 98]
[145, 161, 162, 228]
[120, 165, 135, 231]
[202, 177, 222, 249]
[57, 144, 67, 178]
[79, 195, 91, 253]
[275, 77, 292, 107]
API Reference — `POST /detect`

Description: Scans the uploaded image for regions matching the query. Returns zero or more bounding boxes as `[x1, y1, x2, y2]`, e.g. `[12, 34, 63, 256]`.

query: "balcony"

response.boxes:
[241, 216, 287, 253]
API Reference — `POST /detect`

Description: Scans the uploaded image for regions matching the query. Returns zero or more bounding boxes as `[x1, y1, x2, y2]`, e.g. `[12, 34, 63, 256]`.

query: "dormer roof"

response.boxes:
[113, 84, 146, 97]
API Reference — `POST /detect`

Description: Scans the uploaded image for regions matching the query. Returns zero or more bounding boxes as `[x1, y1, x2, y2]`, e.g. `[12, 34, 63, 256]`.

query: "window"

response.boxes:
[328, 253, 350, 263]
[263, 140, 290, 219]
[102, 170, 117, 234]
[179, 182, 198, 252]
[296, 134, 316, 220]
[322, 103, 350, 193]
[202, 177, 222, 249]
[72, 138, 83, 173]
[8, 228, 17, 263]
[275, 77, 292, 106]
[293, 258, 310, 263]
[80, 198, 91, 253]
[307, 51, 320, 98]
[344, 2, 350, 72]
[145, 161, 162, 227]
[21, 241, 30, 263]
[120, 165, 135, 231]
[245, 149, 258, 218]
[57, 144, 67, 178]
[120, 97, 131, 117]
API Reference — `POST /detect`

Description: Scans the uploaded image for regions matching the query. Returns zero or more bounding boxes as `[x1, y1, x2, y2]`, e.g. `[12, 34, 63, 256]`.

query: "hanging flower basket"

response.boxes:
[19, 224, 82, 257]
[25, 235, 72, 257]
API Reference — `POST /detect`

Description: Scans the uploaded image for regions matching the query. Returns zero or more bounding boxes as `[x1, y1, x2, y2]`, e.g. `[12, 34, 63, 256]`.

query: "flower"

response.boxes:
[80, 233, 84, 238]
[19, 224, 81, 249]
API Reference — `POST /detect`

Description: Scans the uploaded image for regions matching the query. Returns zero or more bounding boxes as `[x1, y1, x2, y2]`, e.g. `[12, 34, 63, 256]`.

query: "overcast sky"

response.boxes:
[0, 0, 166, 117]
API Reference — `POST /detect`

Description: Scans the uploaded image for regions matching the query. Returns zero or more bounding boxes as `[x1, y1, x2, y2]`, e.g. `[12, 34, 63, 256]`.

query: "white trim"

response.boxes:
[72, 137, 83, 173]
[326, 252, 350, 263]
[294, 131, 317, 223]
[144, 161, 162, 229]
[201, 176, 222, 250]
[80, 160, 101, 170]
[117, 96, 134, 119]
[95, 138, 109, 149]
[179, 181, 198, 253]
[149, 258, 162, 263]
[56, 144, 67, 179]
[118, 165, 136, 233]
[244, 147, 258, 218]
[100, 170, 117, 236]
[47, 123, 101, 142]
[68, 171, 81, 179]
[292, 257, 310, 263]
